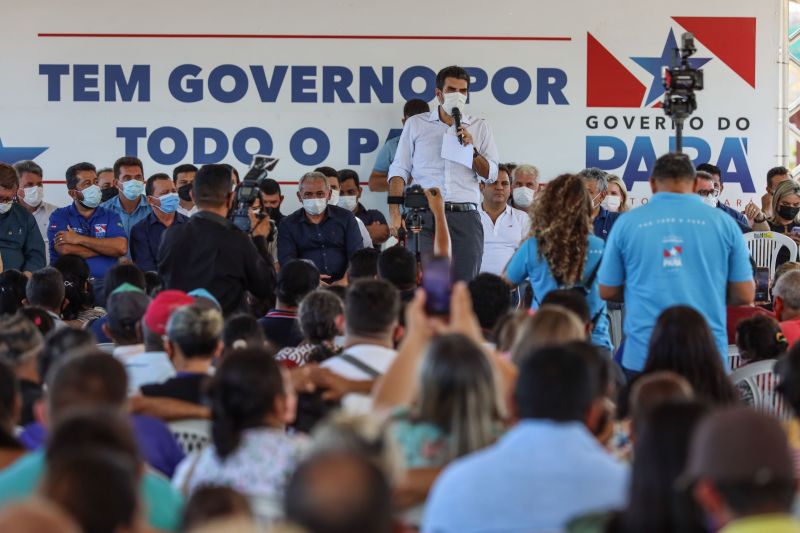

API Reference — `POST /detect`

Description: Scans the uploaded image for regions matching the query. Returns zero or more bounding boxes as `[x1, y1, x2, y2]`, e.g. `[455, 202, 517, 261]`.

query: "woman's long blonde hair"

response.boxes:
[607, 174, 629, 213]
[529, 174, 593, 286]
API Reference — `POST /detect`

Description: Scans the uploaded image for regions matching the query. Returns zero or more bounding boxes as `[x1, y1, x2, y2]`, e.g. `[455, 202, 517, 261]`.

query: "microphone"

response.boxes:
[452, 106, 463, 145]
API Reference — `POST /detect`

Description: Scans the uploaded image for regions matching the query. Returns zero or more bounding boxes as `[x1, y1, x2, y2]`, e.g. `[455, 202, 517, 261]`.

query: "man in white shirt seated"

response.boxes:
[479, 164, 530, 276]
[103, 283, 175, 394]
[12, 160, 58, 264]
[321, 279, 401, 414]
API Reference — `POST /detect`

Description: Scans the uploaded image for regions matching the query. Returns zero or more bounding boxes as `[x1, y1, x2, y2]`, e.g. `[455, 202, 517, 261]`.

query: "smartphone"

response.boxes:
[422, 256, 453, 316]
[792, 227, 800, 236]
[754, 266, 771, 304]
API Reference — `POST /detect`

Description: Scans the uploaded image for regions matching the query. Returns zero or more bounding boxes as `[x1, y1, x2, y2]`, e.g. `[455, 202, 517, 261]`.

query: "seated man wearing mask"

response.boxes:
[509, 164, 539, 211]
[579, 167, 619, 241]
[278, 171, 362, 283]
[12, 160, 57, 264]
[130, 173, 188, 273]
[337, 169, 389, 247]
[48, 162, 128, 300]
[172, 163, 198, 217]
[101, 156, 152, 240]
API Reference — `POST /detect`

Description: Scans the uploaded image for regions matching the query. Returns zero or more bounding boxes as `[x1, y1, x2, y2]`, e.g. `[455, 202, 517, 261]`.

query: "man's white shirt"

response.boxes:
[388, 108, 499, 204]
[30, 202, 57, 264]
[479, 204, 531, 275]
[321, 344, 397, 415]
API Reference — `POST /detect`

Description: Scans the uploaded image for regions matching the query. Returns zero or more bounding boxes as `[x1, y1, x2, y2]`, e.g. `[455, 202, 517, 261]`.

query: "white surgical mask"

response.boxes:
[702, 194, 719, 208]
[602, 195, 622, 212]
[303, 198, 328, 216]
[22, 186, 43, 207]
[337, 195, 358, 211]
[512, 187, 535, 208]
[0, 202, 11, 215]
[328, 190, 340, 206]
[442, 92, 468, 115]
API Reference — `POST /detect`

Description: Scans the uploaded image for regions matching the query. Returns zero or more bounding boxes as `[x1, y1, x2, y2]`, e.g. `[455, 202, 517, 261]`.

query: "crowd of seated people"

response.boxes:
[1, 135, 800, 533]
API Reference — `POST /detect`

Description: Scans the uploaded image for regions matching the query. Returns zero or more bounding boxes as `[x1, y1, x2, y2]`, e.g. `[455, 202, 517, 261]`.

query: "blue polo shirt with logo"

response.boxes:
[48, 203, 127, 280]
[597, 193, 753, 371]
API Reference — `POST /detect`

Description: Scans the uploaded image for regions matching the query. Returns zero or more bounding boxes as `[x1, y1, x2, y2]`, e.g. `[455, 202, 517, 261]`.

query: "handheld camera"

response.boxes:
[230, 155, 279, 232]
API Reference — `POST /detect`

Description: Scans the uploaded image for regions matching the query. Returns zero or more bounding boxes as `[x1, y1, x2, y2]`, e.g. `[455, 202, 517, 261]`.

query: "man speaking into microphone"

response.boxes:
[388, 65, 500, 281]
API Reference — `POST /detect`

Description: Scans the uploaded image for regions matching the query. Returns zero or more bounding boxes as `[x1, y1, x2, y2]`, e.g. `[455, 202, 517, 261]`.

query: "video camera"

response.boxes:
[400, 184, 429, 239]
[230, 154, 279, 232]
[662, 32, 704, 152]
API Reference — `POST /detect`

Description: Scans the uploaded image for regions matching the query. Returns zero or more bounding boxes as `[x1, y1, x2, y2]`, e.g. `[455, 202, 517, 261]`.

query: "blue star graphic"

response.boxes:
[0, 138, 48, 164]
[631, 29, 711, 106]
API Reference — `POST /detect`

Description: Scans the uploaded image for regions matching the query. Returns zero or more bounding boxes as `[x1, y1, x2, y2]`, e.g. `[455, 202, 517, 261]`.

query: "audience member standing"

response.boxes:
[598, 153, 754, 377]
[578, 168, 619, 241]
[158, 164, 276, 316]
[369, 99, 431, 192]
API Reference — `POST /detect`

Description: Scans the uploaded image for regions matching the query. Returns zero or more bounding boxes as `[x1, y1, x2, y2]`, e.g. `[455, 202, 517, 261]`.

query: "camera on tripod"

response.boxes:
[663, 32, 704, 122]
[230, 155, 279, 232]
[401, 184, 429, 237]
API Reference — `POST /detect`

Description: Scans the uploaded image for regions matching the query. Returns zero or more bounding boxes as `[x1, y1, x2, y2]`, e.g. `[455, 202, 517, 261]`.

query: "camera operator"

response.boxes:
[157, 164, 276, 316]
[388, 65, 499, 281]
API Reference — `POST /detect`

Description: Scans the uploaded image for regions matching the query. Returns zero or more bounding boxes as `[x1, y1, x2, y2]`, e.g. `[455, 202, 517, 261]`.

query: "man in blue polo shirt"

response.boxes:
[101, 156, 151, 239]
[598, 153, 755, 375]
[579, 167, 620, 241]
[48, 162, 127, 301]
[130, 173, 187, 273]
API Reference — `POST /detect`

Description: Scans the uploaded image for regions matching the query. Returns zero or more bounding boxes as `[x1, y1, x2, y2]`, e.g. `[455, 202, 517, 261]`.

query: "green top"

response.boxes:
[721, 514, 800, 533]
[0, 451, 183, 532]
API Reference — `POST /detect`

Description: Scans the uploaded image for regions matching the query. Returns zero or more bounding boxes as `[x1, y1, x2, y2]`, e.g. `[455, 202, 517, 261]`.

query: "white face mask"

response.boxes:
[512, 187, 535, 208]
[0, 202, 11, 215]
[22, 186, 43, 207]
[442, 92, 468, 115]
[303, 198, 328, 216]
[602, 195, 622, 212]
[702, 194, 719, 208]
[328, 190, 340, 206]
[337, 195, 358, 211]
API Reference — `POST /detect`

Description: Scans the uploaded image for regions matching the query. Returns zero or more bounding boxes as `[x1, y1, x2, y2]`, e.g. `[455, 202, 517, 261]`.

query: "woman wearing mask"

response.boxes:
[768, 179, 800, 266]
[504, 174, 612, 351]
[605, 175, 629, 213]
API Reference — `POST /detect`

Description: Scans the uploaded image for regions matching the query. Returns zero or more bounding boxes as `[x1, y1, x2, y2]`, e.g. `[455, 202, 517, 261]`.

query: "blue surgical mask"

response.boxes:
[122, 179, 145, 201]
[80, 185, 102, 209]
[155, 192, 180, 214]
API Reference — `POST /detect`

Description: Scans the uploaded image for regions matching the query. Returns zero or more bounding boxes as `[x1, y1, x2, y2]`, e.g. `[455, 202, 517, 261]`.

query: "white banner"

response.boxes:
[0, 0, 782, 212]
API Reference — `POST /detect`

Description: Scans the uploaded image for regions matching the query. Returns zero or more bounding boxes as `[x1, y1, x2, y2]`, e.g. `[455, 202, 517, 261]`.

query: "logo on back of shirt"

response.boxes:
[94, 224, 107, 238]
[663, 245, 683, 268]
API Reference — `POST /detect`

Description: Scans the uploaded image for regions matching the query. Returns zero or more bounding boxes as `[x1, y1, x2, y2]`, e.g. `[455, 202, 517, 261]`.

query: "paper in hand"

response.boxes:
[441, 133, 473, 169]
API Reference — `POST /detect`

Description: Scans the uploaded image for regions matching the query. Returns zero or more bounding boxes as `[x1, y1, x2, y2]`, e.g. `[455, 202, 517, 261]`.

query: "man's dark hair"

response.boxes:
[468, 273, 511, 333]
[39, 328, 96, 384]
[12, 160, 43, 178]
[47, 353, 128, 421]
[651, 153, 696, 182]
[26, 267, 65, 311]
[104, 263, 146, 300]
[194, 164, 233, 207]
[172, 163, 198, 182]
[767, 166, 791, 189]
[0, 164, 17, 191]
[285, 451, 393, 533]
[337, 169, 360, 189]
[541, 290, 591, 325]
[436, 65, 470, 91]
[112, 156, 143, 180]
[377, 246, 417, 290]
[145, 173, 171, 196]
[715, 480, 797, 517]
[514, 345, 598, 421]
[345, 279, 400, 337]
[65, 162, 96, 190]
[314, 166, 339, 181]
[403, 98, 431, 118]
[259, 178, 281, 196]
[348, 248, 380, 281]
[277, 260, 320, 308]
[696, 163, 722, 180]
[97, 167, 112, 176]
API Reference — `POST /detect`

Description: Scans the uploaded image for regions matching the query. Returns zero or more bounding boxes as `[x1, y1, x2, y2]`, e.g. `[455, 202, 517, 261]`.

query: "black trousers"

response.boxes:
[406, 210, 484, 282]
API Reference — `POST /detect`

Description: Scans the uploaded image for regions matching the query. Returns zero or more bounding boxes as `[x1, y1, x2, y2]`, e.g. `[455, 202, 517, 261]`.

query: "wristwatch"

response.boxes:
[473, 147, 480, 159]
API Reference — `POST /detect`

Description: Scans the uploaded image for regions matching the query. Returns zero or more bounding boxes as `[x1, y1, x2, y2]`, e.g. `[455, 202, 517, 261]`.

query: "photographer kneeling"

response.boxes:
[157, 163, 276, 316]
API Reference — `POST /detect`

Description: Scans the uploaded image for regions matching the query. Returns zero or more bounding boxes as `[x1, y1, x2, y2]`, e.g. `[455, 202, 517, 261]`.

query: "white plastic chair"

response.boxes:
[167, 419, 211, 455]
[744, 231, 799, 278]
[727, 345, 743, 371]
[730, 359, 793, 420]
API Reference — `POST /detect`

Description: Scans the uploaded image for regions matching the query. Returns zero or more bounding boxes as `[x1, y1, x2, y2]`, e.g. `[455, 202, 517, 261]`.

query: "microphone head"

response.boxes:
[451, 106, 461, 118]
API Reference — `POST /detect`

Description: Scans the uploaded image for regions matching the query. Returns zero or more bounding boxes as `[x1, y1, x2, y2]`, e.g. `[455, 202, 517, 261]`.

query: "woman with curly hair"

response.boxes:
[505, 174, 611, 350]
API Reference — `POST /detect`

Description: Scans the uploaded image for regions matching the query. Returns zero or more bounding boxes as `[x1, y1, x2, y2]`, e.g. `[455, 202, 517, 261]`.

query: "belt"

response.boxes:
[444, 202, 477, 212]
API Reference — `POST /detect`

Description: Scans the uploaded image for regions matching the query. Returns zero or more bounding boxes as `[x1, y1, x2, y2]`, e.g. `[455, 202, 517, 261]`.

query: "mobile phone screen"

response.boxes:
[755, 267, 770, 303]
[422, 257, 452, 316]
